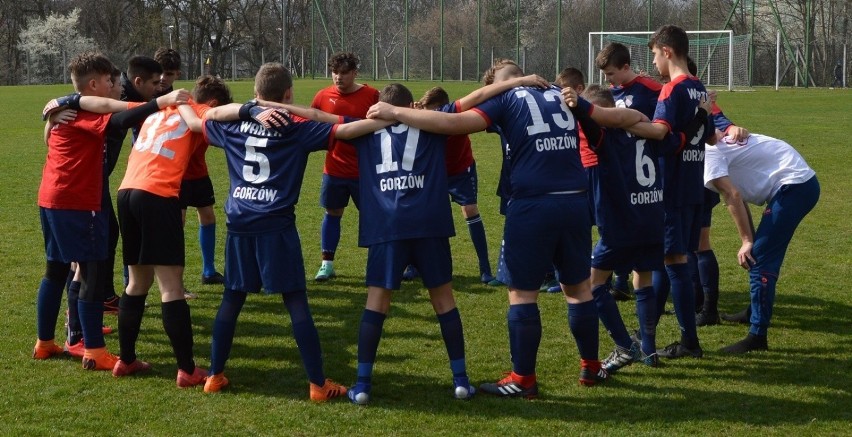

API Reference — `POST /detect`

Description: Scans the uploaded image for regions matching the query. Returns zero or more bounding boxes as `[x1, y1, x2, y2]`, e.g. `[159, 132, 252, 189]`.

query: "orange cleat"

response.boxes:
[204, 373, 230, 393]
[310, 379, 347, 402]
[81, 347, 119, 371]
[33, 339, 64, 360]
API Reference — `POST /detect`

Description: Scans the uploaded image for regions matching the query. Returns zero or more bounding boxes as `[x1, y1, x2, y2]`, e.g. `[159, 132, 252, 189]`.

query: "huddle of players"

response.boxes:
[32, 24, 774, 403]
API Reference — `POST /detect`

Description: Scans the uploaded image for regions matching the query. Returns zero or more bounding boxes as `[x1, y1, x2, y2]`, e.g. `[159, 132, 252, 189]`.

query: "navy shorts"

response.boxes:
[447, 162, 479, 206]
[664, 204, 702, 256]
[118, 189, 184, 266]
[591, 240, 664, 273]
[319, 174, 360, 209]
[701, 188, 720, 228]
[40, 207, 108, 263]
[224, 226, 306, 294]
[498, 193, 591, 290]
[179, 176, 216, 209]
[366, 238, 453, 290]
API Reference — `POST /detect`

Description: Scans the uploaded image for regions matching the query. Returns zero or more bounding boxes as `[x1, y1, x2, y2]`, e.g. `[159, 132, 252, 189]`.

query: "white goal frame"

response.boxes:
[588, 30, 736, 91]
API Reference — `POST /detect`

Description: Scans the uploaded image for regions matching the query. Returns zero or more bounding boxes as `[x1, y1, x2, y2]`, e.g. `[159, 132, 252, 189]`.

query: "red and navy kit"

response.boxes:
[349, 123, 454, 247]
[473, 85, 586, 198]
[653, 75, 713, 207]
[311, 84, 379, 179]
[438, 102, 475, 176]
[611, 76, 662, 118]
[202, 115, 338, 235]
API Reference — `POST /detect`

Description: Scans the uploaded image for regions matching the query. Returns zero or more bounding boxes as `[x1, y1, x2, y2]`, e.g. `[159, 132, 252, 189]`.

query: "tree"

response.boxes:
[17, 8, 96, 84]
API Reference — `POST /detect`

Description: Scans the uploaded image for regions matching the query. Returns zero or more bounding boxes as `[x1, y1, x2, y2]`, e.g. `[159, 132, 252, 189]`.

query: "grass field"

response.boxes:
[1, 79, 850, 435]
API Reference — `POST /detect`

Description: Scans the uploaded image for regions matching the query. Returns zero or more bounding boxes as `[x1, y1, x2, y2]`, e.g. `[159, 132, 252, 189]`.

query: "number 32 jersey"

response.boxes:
[350, 123, 454, 247]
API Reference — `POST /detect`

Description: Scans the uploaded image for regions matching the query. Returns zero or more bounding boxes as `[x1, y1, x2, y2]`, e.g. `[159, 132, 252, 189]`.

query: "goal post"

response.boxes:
[588, 30, 751, 91]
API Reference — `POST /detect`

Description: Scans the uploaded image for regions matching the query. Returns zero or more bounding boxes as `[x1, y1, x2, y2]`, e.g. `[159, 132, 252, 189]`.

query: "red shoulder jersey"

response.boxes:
[119, 102, 210, 198]
[183, 142, 210, 180]
[577, 122, 597, 168]
[38, 111, 113, 210]
[311, 84, 380, 178]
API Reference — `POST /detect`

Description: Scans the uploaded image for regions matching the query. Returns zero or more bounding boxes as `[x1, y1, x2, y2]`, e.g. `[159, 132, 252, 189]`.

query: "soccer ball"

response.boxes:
[454, 386, 470, 399]
[353, 391, 370, 405]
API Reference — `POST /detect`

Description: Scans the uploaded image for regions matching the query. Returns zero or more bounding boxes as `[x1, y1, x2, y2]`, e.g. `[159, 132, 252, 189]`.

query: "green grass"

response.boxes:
[1, 81, 850, 435]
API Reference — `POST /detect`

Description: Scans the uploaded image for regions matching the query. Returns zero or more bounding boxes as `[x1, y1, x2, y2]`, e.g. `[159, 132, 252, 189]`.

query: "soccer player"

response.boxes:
[563, 84, 711, 372]
[703, 131, 819, 353]
[175, 63, 384, 400]
[404, 86, 496, 284]
[110, 75, 231, 387]
[154, 47, 181, 96]
[34, 51, 189, 371]
[595, 43, 665, 300]
[120, 55, 163, 139]
[368, 69, 606, 398]
[311, 52, 380, 282]
[623, 25, 715, 360]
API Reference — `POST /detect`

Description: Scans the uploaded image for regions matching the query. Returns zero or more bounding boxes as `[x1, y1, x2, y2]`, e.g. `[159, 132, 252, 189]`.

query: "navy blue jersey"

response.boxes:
[203, 116, 335, 234]
[350, 123, 454, 247]
[653, 75, 712, 207]
[592, 127, 664, 247]
[474, 86, 585, 198]
[610, 76, 662, 119]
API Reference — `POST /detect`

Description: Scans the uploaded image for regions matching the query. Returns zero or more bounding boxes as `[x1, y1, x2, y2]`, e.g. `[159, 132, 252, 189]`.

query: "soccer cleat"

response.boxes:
[201, 272, 225, 285]
[347, 382, 371, 405]
[102, 325, 114, 335]
[486, 278, 505, 287]
[204, 372, 230, 393]
[453, 377, 476, 400]
[719, 334, 768, 354]
[640, 352, 660, 367]
[479, 372, 538, 399]
[610, 284, 633, 301]
[721, 307, 751, 324]
[82, 347, 119, 371]
[176, 367, 208, 388]
[33, 340, 64, 360]
[602, 342, 641, 374]
[402, 265, 420, 281]
[539, 279, 559, 292]
[310, 379, 347, 402]
[578, 362, 608, 386]
[64, 340, 85, 358]
[112, 359, 152, 377]
[103, 295, 120, 314]
[657, 341, 704, 359]
[480, 273, 495, 284]
[314, 264, 336, 282]
[695, 310, 721, 327]
[546, 284, 562, 293]
[183, 289, 198, 300]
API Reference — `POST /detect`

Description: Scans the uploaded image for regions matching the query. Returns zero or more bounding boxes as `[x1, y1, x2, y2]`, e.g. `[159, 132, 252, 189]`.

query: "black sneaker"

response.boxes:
[479, 373, 538, 399]
[201, 272, 225, 285]
[696, 310, 720, 327]
[721, 306, 751, 324]
[657, 341, 703, 359]
[578, 366, 608, 386]
[720, 334, 768, 354]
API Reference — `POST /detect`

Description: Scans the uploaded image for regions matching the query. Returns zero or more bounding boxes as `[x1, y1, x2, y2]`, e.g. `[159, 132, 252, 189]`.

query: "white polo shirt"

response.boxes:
[704, 133, 815, 205]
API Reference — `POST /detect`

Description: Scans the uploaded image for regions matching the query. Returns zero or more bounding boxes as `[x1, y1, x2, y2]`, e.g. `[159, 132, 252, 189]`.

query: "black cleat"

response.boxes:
[657, 341, 703, 359]
[201, 272, 225, 285]
[720, 334, 768, 354]
[696, 310, 721, 327]
[721, 306, 751, 324]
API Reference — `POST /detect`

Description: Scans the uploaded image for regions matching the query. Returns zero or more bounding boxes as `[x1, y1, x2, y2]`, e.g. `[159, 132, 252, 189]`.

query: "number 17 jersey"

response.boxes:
[350, 123, 454, 247]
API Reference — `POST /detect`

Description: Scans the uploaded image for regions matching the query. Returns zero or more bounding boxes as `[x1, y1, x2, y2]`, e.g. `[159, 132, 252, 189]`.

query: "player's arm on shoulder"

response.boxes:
[335, 119, 394, 140]
[177, 104, 203, 133]
[625, 120, 668, 140]
[366, 102, 486, 135]
[592, 106, 647, 129]
[78, 96, 132, 114]
[710, 176, 755, 269]
[456, 74, 550, 111]
[203, 103, 244, 121]
[154, 88, 191, 109]
[255, 99, 338, 124]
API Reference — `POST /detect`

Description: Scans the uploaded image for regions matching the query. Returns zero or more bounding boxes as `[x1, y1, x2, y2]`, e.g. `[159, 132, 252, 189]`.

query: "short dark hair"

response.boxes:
[127, 55, 163, 81]
[581, 85, 615, 108]
[254, 63, 292, 102]
[417, 87, 450, 109]
[379, 83, 413, 107]
[193, 75, 233, 106]
[595, 42, 631, 70]
[328, 52, 360, 72]
[648, 25, 689, 59]
[154, 47, 181, 71]
[555, 67, 585, 89]
[69, 51, 114, 91]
